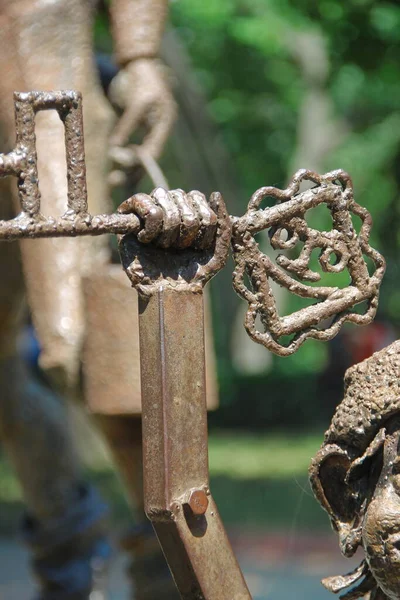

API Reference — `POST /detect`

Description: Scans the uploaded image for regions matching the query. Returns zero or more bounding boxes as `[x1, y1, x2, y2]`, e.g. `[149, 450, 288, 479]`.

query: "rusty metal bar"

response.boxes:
[139, 288, 251, 599]
[13, 90, 89, 216]
[0, 211, 140, 241]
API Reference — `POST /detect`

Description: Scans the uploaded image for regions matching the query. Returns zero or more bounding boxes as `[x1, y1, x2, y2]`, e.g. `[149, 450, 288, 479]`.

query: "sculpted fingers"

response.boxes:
[152, 187, 181, 248]
[152, 189, 217, 249]
[187, 191, 218, 249]
[169, 189, 200, 248]
[118, 193, 163, 243]
[118, 189, 218, 249]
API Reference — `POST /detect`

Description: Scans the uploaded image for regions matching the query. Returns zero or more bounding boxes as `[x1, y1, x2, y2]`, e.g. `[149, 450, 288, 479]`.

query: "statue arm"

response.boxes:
[108, 0, 176, 161]
[110, 0, 169, 66]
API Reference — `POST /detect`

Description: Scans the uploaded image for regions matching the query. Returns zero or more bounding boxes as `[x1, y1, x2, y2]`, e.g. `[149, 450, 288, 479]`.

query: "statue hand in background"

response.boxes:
[108, 58, 176, 162]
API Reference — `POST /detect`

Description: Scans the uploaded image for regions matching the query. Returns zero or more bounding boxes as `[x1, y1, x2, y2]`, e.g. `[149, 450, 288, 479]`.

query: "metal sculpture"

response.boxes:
[232, 168, 384, 355]
[310, 343, 400, 600]
[0, 90, 386, 598]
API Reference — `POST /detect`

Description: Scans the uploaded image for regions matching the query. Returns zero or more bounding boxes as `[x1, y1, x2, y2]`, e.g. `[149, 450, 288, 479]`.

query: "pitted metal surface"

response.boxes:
[310, 342, 400, 600]
[232, 168, 385, 356]
[118, 189, 232, 296]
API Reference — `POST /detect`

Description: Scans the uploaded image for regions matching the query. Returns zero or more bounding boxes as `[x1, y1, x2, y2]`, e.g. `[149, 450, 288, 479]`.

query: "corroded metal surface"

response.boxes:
[310, 342, 400, 600]
[118, 188, 232, 296]
[0, 91, 140, 241]
[138, 289, 251, 599]
[232, 168, 385, 356]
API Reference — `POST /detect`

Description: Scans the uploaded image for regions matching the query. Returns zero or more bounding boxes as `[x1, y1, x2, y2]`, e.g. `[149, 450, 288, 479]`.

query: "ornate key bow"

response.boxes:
[232, 169, 385, 355]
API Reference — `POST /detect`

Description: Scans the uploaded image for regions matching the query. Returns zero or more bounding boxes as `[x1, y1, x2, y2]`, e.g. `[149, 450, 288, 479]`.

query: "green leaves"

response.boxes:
[370, 3, 400, 42]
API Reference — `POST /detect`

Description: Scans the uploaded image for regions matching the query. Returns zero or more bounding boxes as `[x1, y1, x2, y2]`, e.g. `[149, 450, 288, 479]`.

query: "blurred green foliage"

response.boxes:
[170, 0, 400, 268]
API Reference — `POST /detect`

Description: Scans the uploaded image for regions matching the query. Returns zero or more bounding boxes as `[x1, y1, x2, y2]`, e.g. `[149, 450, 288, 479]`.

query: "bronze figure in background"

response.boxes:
[0, 2, 181, 598]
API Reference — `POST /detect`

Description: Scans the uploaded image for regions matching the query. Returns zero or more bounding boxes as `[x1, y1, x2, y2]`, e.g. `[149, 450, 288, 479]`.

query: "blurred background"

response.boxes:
[1, 0, 400, 597]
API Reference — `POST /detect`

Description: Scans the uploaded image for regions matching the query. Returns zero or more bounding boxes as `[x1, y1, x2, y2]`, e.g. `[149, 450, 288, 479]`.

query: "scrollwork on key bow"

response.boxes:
[231, 169, 385, 356]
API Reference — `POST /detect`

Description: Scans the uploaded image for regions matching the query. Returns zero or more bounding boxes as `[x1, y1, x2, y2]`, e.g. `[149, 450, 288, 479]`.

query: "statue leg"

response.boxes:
[0, 176, 111, 600]
[0, 6, 112, 598]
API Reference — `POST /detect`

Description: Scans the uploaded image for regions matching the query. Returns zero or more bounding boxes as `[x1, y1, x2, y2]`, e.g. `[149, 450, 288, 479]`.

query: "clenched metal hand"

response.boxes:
[118, 188, 217, 248]
[118, 188, 231, 295]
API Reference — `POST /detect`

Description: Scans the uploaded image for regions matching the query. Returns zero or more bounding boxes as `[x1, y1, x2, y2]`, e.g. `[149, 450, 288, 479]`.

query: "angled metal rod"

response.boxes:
[138, 288, 251, 600]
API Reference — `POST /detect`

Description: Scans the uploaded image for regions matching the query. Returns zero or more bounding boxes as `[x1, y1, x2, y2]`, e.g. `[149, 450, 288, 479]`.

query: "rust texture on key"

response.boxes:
[232, 168, 385, 356]
[0, 90, 140, 240]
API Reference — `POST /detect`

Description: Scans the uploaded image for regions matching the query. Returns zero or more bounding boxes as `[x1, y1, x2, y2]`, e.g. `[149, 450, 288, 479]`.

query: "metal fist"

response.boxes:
[117, 188, 231, 295]
[118, 188, 218, 249]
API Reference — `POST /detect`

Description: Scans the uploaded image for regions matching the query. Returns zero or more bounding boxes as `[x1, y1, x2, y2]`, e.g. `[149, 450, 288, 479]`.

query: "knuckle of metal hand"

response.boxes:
[152, 189, 180, 246]
[147, 204, 163, 221]
[177, 195, 197, 227]
[117, 197, 134, 214]
[134, 193, 153, 213]
[182, 210, 197, 229]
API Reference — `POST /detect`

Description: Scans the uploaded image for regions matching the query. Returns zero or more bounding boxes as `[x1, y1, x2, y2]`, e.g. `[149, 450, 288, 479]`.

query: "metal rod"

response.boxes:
[0, 212, 140, 241]
[139, 288, 251, 599]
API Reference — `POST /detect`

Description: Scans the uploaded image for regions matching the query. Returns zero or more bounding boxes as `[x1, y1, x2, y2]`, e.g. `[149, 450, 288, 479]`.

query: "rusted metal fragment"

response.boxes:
[232, 169, 385, 356]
